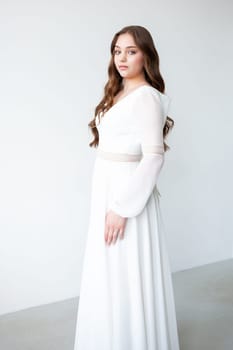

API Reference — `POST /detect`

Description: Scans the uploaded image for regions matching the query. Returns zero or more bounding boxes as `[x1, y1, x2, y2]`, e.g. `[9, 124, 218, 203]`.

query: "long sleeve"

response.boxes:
[108, 88, 170, 218]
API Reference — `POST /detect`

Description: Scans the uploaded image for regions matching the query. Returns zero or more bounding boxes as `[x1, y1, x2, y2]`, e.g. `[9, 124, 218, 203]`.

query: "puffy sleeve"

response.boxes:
[108, 88, 171, 218]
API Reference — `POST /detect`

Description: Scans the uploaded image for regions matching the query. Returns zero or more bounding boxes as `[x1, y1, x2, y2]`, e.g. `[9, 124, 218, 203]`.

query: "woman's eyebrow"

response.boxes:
[114, 45, 137, 48]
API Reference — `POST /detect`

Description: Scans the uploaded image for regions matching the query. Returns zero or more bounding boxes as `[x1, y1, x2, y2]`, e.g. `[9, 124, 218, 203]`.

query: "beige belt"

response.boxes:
[97, 149, 142, 162]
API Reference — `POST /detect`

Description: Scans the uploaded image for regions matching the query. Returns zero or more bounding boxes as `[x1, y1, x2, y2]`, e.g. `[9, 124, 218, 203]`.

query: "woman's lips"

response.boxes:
[119, 66, 128, 70]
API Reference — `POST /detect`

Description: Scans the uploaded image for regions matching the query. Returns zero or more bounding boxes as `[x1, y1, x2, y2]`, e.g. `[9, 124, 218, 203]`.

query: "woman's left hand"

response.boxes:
[104, 210, 127, 245]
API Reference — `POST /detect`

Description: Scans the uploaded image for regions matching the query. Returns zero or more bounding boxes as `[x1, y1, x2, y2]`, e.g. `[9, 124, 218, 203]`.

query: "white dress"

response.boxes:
[73, 85, 180, 350]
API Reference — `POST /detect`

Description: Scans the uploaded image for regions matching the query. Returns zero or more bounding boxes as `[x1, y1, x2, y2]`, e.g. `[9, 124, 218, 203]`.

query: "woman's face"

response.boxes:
[113, 33, 145, 80]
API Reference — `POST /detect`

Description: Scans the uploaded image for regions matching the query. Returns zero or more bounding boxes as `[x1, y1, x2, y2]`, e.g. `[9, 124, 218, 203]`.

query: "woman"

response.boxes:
[73, 25, 180, 350]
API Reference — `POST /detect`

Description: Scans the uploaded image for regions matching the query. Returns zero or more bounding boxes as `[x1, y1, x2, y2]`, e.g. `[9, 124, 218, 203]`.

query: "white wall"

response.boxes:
[0, 0, 232, 315]
[0, 0, 92, 315]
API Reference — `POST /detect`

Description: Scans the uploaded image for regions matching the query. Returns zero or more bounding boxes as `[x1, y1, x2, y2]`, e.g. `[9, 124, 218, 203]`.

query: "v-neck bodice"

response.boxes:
[95, 85, 171, 155]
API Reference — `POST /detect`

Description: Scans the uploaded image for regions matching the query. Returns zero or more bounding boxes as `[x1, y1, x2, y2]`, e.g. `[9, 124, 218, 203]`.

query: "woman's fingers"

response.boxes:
[107, 228, 114, 245]
[119, 229, 124, 240]
[105, 226, 112, 244]
[112, 230, 119, 244]
[104, 221, 109, 242]
[106, 228, 124, 245]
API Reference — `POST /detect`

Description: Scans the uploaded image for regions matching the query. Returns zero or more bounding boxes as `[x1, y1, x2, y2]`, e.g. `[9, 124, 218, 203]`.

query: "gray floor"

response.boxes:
[0, 259, 232, 350]
[174, 258, 233, 350]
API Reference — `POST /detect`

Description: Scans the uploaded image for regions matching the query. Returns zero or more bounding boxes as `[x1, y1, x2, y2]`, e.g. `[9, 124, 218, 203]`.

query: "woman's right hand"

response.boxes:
[104, 210, 127, 245]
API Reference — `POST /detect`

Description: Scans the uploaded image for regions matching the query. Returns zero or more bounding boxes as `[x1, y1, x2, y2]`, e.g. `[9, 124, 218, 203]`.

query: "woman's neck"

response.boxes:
[121, 77, 149, 93]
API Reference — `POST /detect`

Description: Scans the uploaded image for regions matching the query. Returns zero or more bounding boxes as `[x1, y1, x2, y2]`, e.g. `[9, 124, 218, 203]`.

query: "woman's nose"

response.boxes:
[120, 52, 127, 61]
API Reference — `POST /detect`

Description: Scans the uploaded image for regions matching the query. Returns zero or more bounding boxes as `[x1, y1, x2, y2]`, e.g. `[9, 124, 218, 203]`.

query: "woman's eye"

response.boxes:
[114, 50, 137, 55]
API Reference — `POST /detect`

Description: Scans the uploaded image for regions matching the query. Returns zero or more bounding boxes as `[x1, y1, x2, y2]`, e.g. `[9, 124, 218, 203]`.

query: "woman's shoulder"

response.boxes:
[134, 85, 169, 101]
[132, 85, 170, 105]
[132, 85, 171, 116]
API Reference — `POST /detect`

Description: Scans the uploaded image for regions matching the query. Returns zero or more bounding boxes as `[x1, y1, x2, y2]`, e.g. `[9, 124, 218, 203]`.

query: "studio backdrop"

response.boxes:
[0, 0, 232, 316]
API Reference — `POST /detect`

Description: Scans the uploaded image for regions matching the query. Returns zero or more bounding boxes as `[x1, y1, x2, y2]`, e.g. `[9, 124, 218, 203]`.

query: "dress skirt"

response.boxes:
[73, 150, 180, 350]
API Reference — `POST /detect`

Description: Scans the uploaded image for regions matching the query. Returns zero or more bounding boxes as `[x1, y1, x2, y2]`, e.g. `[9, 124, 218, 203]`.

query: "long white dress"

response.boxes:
[73, 85, 180, 350]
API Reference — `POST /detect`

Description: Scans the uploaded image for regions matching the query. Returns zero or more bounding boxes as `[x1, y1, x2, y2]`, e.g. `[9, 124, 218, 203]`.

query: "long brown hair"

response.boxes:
[88, 25, 174, 151]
